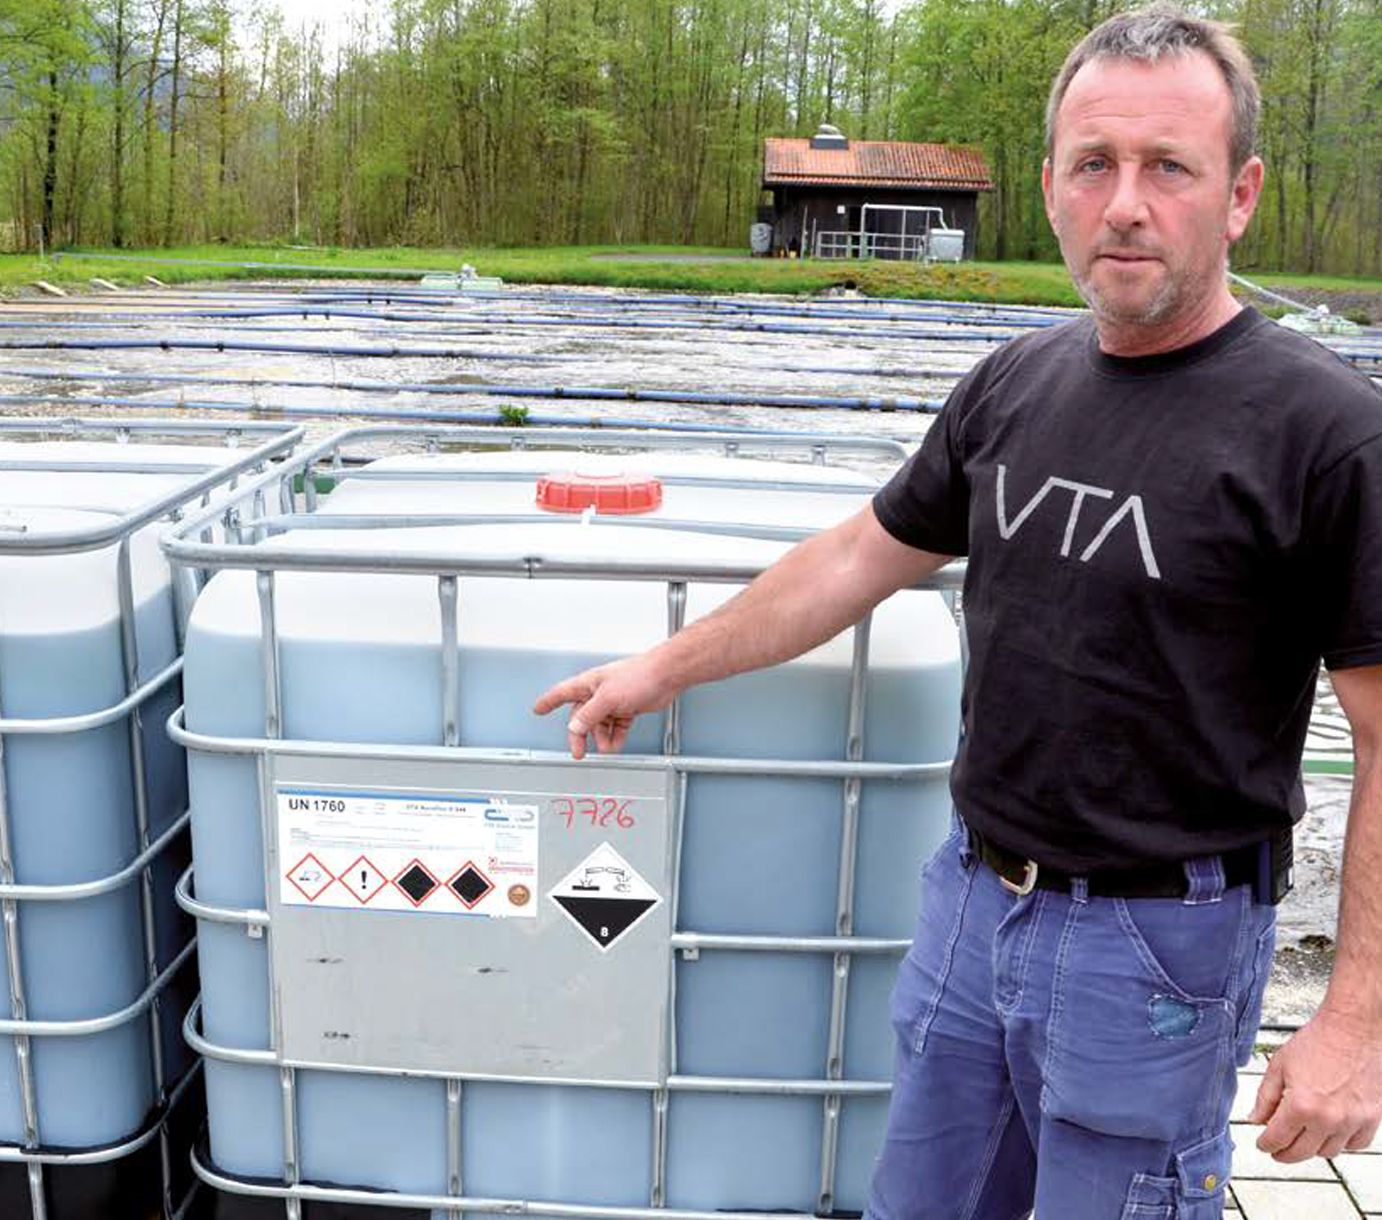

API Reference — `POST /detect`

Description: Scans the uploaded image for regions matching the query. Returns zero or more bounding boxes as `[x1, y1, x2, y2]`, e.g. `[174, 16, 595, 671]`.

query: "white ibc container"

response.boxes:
[925, 228, 965, 263]
[172, 429, 961, 1220]
[0, 424, 301, 1220]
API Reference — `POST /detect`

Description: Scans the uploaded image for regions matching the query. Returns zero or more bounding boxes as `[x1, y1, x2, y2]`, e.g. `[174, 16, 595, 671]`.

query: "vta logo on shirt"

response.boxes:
[995, 464, 1162, 580]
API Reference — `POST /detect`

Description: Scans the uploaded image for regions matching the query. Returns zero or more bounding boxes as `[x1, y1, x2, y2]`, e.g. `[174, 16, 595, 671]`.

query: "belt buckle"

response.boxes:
[1000, 859, 1039, 897]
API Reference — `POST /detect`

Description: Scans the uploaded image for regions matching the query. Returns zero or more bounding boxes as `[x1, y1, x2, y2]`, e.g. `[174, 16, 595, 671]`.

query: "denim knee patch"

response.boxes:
[1148, 993, 1202, 1039]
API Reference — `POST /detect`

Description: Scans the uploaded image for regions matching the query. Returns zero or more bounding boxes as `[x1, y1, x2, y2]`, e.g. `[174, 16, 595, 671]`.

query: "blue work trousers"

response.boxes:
[865, 821, 1277, 1220]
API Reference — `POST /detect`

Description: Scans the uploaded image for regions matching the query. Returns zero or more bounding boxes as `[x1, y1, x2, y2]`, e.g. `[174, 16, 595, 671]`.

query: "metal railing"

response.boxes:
[0, 419, 303, 1220]
[814, 230, 929, 261]
[160, 424, 962, 1218]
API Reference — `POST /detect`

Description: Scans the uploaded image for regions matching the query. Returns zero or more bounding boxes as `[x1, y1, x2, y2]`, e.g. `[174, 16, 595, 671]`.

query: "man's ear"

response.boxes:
[1228, 154, 1264, 243]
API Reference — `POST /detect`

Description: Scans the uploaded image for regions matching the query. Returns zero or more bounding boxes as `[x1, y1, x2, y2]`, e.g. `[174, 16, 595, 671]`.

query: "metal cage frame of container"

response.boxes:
[161, 424, 965, 1220]
[0, 418, 305, 1220]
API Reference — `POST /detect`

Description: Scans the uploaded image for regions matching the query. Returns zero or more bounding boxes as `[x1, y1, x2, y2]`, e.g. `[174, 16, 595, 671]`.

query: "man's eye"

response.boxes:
[1159, 159, 1186, 174]
[1077, 157, 1107, 173]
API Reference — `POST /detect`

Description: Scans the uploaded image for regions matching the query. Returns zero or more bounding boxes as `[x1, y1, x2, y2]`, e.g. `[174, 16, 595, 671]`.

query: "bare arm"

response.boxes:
[533, 503, 954, 758]
[1252, 663, 1382, 1160]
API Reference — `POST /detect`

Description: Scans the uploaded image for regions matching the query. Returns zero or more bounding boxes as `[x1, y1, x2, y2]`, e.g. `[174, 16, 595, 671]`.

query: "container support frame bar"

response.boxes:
[0, 687, 45, 1220]
[117, 532, 176, 1219]
[184, 1000, 892, 1095]
[169, 710, 953, 780]
[255, 566, 304, 1220]
[0, 418, 302, 556]
[191, 1144, 862, 1220]
[161, 424, 912, 568]
[818, 614, 871, 1214]
[439, 573, 465, 1219]
[650, 580, 688, 1211]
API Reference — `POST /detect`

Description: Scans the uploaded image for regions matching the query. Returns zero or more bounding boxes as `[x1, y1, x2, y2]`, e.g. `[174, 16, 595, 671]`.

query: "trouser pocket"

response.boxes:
[888, 829, 974, 1058]
[1118, 1131, 1233, 1219]
[1042, 892, 1247, 1141]
[1234, 920, 1277, 1063]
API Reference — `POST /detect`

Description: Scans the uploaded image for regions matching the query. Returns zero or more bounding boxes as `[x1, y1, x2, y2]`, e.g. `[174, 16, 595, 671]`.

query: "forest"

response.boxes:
[1, 0, 1379, 275]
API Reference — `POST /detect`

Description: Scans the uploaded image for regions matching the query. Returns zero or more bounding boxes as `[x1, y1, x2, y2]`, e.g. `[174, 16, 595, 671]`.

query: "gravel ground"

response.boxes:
[1242, 285, 1382, 324]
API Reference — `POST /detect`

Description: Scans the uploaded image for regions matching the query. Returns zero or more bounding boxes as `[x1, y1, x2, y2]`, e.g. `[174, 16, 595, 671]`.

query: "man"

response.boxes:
[535, 5, 1382, 1216]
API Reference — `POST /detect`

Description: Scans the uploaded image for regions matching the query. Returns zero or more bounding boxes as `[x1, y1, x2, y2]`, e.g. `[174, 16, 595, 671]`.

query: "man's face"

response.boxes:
[1042, 51, 1262, 337]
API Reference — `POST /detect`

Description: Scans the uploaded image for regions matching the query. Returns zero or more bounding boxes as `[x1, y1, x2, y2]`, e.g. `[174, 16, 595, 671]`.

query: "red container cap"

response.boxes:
[535, 470, 663, 515]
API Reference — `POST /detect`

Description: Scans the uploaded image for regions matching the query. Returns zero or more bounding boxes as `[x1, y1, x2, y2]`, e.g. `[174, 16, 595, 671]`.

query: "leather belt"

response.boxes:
[966, 824, 1261, 899]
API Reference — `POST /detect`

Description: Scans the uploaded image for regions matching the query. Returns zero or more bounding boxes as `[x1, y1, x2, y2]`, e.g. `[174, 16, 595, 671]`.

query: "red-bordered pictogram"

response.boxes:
[447, 860, 495, 909]
[392, 858, 441, 907]
[340, 855, 388, 905]
[285, 852, 335, 902]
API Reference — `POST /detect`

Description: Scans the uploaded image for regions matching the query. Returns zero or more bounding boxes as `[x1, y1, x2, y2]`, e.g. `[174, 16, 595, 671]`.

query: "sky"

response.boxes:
[260, 0, 910, 50]
[268, 0, 370, 28]
[260, 0, 375, 54]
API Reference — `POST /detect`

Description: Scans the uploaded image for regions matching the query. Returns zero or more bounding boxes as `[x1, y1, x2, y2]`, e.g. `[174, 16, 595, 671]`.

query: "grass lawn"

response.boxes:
[1, 243, 1378, 313]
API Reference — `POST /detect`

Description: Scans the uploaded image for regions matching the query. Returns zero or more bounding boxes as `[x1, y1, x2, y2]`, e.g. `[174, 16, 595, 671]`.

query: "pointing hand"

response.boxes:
[534, 657, 675, 760]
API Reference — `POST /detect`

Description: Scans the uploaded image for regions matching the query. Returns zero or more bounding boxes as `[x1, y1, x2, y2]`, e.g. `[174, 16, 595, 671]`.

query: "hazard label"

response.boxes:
[276, 787, 538, 916]
[448, 861, 494, 909]
[393, 859, 440, 907]
[286, 853, 335, 902]
[341, 855, 388, 904]
[548, 843, 661, 952]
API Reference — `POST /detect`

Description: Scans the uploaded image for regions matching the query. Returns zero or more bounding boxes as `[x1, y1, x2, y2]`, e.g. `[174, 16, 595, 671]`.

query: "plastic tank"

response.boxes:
[925, 228, 965, 263]
[0, 426, 300, 1220]
[173, 433, 961, 1220]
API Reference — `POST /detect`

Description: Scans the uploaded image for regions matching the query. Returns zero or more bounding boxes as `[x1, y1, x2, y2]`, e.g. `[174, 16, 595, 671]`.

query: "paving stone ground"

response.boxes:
[1226, 1050, 1381, 1218]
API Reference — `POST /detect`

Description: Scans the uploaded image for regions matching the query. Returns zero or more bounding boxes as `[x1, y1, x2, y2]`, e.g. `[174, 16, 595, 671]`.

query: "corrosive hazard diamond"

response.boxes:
[341, 856, 388, 905]
[394, 859, 440, 907]
[286, 853, 334, 902]
[448, 861, 494, 909]
[548, 843, 661, 952]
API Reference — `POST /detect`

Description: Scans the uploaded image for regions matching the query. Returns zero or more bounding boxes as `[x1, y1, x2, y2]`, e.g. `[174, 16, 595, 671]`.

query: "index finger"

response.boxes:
[1257, 1092, 1306, 1155]
[534, 676, 592, 716]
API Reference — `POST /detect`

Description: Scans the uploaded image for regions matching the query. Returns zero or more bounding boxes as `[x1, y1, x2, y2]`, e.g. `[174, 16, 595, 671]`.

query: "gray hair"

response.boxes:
[1045, 3, 1260, 173]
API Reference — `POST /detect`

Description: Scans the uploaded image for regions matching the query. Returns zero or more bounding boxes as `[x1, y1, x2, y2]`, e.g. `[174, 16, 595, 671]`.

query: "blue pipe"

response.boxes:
[1, 301, 1038, 333]
[0, 392, 936, 428]
[0, 337, 547, 359]
[283, 286, 1078, 321]
[0, 370, 941, 411]
[0, 365, 967, 396]
[283, 295, 1057, 329]
[0, 311, 1014, 343]
[52, 251, 461, 278]
[471, 385, 943, 410]
[0, 317, 901, 354]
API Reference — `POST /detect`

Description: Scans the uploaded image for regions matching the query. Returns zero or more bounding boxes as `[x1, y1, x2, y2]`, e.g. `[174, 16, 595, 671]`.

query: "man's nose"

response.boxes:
[1102, 163, 1149, 231]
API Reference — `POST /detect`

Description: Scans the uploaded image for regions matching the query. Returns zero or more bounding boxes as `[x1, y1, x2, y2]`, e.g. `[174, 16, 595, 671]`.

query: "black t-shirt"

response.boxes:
[874, 307, 1382, 871]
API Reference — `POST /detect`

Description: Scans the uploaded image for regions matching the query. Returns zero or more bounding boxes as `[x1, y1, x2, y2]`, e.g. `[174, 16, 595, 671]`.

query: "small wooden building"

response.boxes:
[762, 127, 994, 259]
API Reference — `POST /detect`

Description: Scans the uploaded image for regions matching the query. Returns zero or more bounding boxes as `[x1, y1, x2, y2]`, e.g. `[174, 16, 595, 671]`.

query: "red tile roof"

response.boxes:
[763, 138, 994, 190]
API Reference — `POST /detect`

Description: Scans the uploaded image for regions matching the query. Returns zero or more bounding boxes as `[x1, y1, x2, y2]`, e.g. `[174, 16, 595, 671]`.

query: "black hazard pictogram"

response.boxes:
[393, 859, 440, 906]
[448, 861, 494, 909]
[548, 842, 662, 952]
